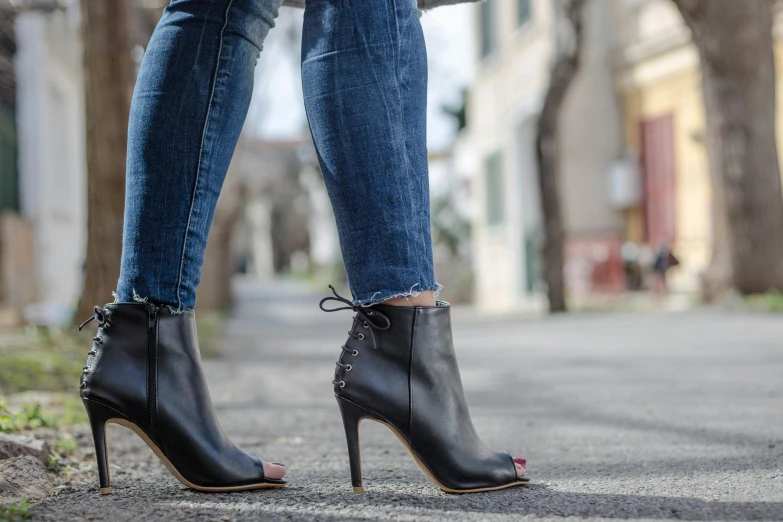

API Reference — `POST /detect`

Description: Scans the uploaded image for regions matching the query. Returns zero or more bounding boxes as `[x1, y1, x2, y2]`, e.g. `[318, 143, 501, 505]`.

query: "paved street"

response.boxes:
[33, 279, 783, 521]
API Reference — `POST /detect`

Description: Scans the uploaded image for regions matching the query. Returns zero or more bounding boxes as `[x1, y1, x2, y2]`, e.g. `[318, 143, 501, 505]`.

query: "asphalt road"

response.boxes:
[33, 279, 783, 521]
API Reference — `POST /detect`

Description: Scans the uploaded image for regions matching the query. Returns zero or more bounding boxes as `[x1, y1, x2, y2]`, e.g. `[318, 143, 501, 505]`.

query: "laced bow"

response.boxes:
[319, 285, 390, 350]
[78, 306, 110, 331]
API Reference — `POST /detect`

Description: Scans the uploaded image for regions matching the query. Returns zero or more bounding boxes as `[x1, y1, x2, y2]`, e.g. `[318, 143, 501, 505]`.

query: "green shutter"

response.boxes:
[485, 152, 504, 226]
[479, 0, 496, 58]
[518, 0, 532, 26]
[0, 103, 18, 212]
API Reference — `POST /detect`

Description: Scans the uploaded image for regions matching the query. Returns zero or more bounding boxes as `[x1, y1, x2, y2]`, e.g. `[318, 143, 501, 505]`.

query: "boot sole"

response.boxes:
[369, 417, 530, 494]
[339, 394, 529, 494]
[100, 417, 285, 493]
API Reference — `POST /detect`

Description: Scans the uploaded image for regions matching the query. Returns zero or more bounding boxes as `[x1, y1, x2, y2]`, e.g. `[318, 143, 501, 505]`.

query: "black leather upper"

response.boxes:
[334, 303, 518, 491]
[80, 303, 269, 488]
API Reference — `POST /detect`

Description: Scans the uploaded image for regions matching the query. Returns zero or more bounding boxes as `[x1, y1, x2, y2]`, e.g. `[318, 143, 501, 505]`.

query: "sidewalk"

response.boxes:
[33, 278, 783, 521]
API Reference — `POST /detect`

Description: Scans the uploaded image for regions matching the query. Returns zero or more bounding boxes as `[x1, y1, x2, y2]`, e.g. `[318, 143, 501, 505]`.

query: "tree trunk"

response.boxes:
[198, 175, 247, 310]
[699, 73, 733, 302]
[76, 1, 134, 320]
[536, 0, 588, 313]
[673, 0, 783, 294]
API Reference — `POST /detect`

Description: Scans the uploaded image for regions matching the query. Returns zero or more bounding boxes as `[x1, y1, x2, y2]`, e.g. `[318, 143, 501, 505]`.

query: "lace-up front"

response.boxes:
[319, 285, 391, 388]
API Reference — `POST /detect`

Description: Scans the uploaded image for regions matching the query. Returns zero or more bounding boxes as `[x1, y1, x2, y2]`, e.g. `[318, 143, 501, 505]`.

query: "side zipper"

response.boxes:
[146, 304, 159, 441]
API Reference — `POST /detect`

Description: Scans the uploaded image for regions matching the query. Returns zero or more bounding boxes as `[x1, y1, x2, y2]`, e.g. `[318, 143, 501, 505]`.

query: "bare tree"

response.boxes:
[673, 0, 783, 294]
[76, 0, 134, 319]
[536, 0, 588, 313]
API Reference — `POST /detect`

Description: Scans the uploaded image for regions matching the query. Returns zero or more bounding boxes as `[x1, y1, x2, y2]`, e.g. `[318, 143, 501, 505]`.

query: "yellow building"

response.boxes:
[615, 0, 783, 293]
[615, 0, 712, 293]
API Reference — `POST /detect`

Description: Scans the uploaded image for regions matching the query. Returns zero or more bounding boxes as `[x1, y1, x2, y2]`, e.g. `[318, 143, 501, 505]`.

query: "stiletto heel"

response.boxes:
[336, 395, 373, 493]
[83, 398, 124, 495]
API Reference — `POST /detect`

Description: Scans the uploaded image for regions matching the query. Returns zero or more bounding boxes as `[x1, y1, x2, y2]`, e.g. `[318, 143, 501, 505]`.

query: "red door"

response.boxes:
[640, 115, 677, 245]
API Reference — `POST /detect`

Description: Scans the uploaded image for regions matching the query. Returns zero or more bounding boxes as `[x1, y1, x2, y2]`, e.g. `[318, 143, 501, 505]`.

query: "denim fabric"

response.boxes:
[302, 0, 437, 305]
[117, 0, 437, 310]
[118, 0, 283, 310]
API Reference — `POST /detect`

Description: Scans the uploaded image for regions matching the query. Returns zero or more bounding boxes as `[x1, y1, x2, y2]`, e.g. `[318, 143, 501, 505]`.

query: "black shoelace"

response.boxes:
[320, 285, 391, 388]
[78, 305, 110, 331]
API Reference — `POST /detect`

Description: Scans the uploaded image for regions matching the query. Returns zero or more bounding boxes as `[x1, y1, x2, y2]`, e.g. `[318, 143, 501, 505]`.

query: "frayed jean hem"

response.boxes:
[111, 290, 190, 314]
[353, 282, 443, 307]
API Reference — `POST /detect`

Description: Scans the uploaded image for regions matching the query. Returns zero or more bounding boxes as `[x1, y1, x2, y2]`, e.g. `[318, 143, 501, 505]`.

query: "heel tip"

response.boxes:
[352, 486, 365, 493]
[100, 487, 113, 495]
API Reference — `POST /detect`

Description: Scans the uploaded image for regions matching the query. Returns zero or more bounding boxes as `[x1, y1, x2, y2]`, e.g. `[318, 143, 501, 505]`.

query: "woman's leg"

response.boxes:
[302, 0, 525, 484]
[115, 0, 285, 480]
[118, 0, 279, 313]
[301, 0, 438, 307]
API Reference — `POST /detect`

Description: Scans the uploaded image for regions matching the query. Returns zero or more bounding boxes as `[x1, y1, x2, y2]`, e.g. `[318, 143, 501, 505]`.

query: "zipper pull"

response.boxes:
[147, 304, 159, 330]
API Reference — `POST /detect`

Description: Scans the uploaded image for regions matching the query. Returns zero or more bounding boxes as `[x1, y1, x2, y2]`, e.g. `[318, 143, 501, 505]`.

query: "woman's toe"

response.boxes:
[513, 457, 526, 478]
[262, 461, 286, 480]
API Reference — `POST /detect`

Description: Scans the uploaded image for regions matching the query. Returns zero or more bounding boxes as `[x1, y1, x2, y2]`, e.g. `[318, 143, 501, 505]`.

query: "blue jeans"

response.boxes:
[117, 0, 437, 311]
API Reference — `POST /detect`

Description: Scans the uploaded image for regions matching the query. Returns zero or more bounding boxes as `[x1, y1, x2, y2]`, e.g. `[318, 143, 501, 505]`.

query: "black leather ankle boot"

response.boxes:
[321, 286, 529, 493]
[78, 303, 284, 494]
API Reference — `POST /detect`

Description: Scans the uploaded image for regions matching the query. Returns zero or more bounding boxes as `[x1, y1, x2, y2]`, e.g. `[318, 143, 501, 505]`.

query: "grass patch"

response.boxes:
[0, 499, 30, 522]
[740, 290, 783, 312]
[0, 327, 86, 395]
[0, 403, 56, 434]
[0, 396, 86, 434]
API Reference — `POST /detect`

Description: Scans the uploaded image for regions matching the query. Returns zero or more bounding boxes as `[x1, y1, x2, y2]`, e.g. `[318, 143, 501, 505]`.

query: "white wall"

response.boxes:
[468, 0, 623, 312]
[15, 7, 86, 312]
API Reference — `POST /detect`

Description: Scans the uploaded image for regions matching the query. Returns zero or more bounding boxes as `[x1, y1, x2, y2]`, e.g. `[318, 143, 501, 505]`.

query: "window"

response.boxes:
[485, 152, 504, 226]
[479, 0, 497, 58]
[518, 0, 532, 26]
[0, 104, 18, 211]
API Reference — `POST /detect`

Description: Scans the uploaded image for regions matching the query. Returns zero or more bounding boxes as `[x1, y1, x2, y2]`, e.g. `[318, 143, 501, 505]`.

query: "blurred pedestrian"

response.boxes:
[621, 241, 643, 291]
[76, 0, 528, 497]
[652, 241, 680, 294]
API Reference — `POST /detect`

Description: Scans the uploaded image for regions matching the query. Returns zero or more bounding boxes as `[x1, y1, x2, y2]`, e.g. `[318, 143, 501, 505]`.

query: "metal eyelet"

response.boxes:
[88, 350, 96, 356]
[93, 336, 104, 344]
[352, 349, 359, 357]
[79, 382, 87, 389]
[367, 311, 374, 316]
[358, 333, 365, 340]
[83, 365, 91, 372]
[338, 380, 346, 388]
[345, 365, 352, 372]
[363, 322, 369, 329]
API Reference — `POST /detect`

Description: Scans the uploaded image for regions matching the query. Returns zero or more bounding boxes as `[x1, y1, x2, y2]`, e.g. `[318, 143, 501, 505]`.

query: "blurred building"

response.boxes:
[231, 136, 340, 281]
[11, 0, 85, 322]
[465, 0, 624, 312]
[614, 0, 712, 295]
[465, 0, 783, 312]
